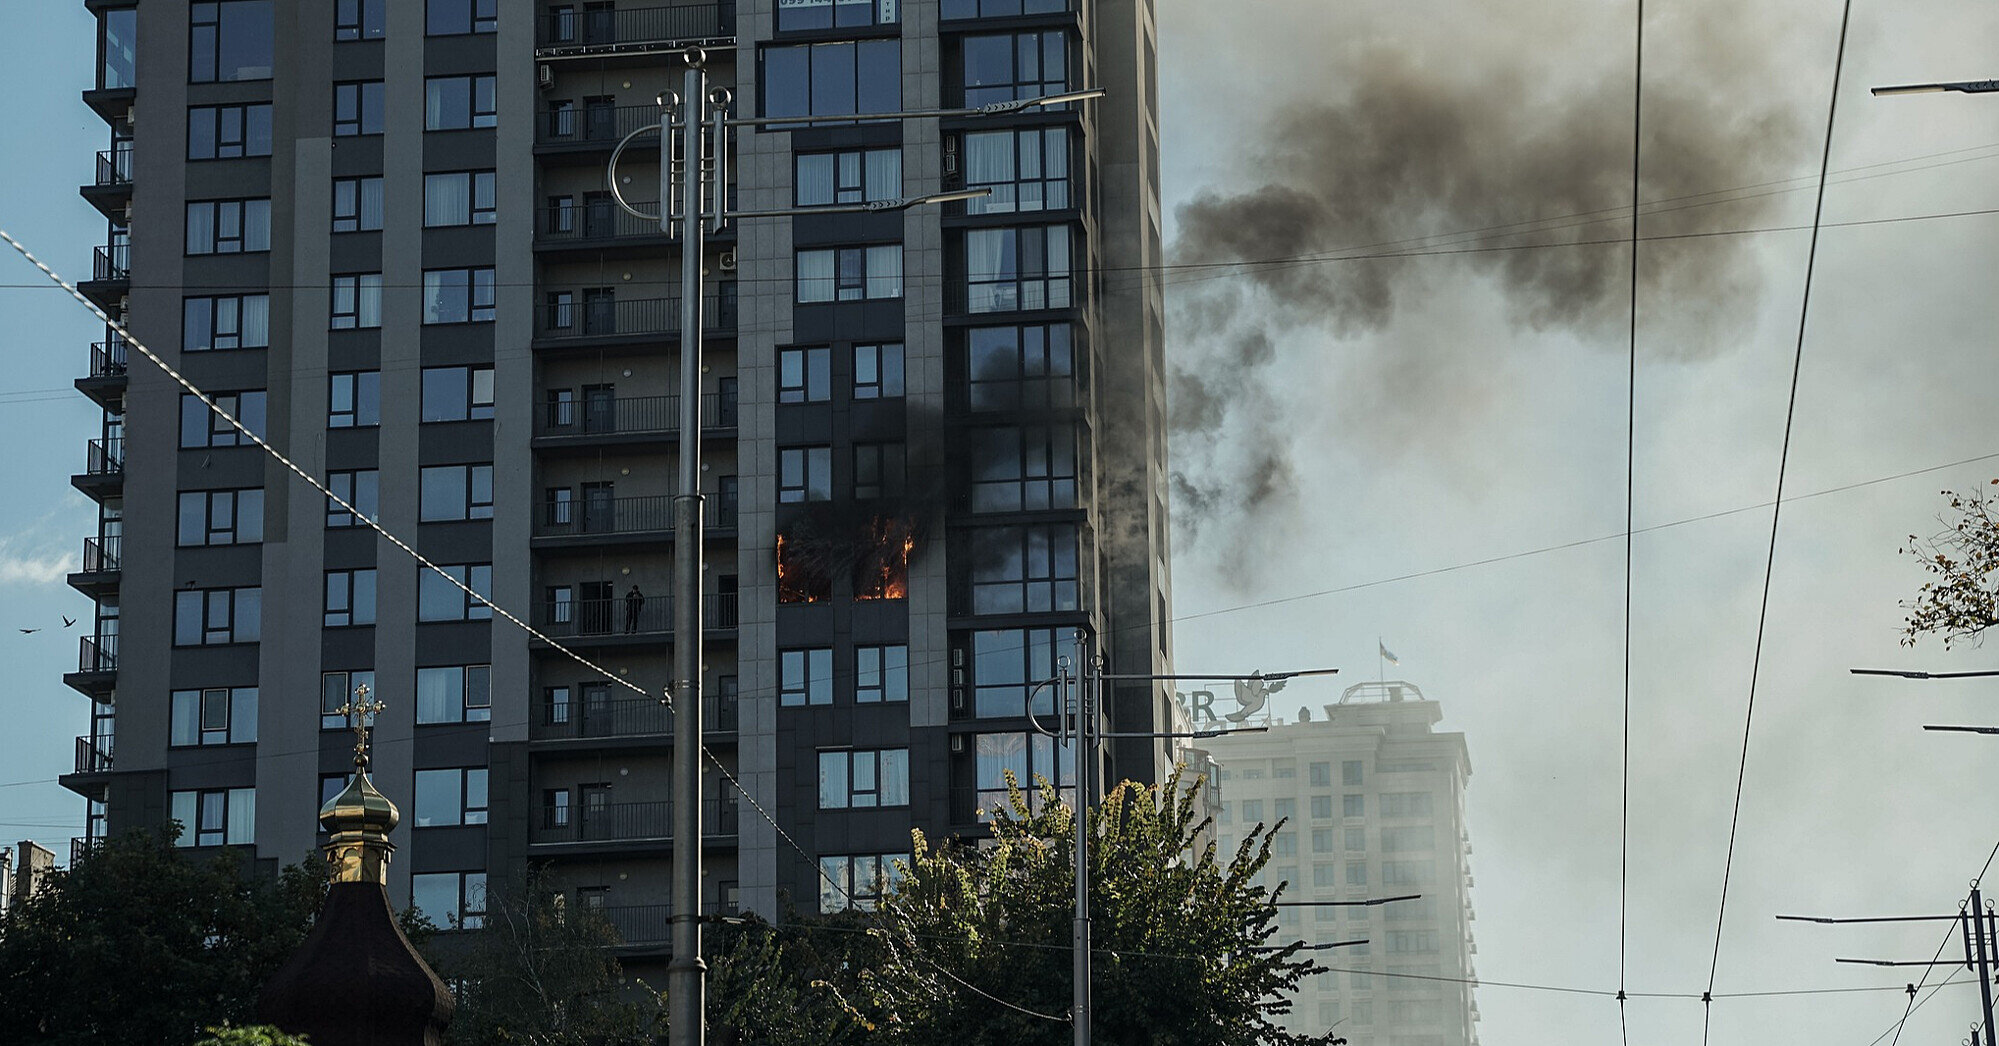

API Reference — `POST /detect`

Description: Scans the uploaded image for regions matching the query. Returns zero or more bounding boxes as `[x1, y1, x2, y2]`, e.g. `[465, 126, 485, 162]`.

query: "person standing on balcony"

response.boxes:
[625, 585, 644, 633]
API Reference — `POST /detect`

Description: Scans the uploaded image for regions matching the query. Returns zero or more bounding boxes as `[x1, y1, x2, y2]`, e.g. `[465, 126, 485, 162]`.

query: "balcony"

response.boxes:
[529, 797, 738, 850]
[529, 593, 738, 642]
[71, 438, 124, 499]
[534, 292, 739, 347]
[72, 736, 113, 775]
[532, 493, 739, 543]
[535, 103, 670, 154]
[531, 691, 740, 743]
[68, 535, 120, 598]
[77, 338, 129, 409]
[600, 904, 673, 947]
[535, 2, 735, 57]
[531, 392, 739, 452]
[535, 199, 736, 260]
[63, 634, 117, 697]
[81, 147, 133, 219]
[79, 243, 129, 310]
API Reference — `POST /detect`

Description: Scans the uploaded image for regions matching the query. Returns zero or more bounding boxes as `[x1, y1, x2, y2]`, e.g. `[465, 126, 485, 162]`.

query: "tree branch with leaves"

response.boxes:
[1902, 481, 1999, 647]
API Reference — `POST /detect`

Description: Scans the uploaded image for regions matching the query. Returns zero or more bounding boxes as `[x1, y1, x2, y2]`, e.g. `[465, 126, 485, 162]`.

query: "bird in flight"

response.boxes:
[62, 616, 76, 628]
[18, 628, 40, 634]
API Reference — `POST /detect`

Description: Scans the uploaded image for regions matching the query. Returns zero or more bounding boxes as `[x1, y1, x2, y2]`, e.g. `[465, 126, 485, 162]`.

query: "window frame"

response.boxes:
[172, 586, 263, 646]
[796, 245, 902, 303]
[177, 488, 265, 547]
[169, 686, 258, 747]
[852, 442, 905, 500]
[187, 103, 273, 160]
[418, 564, 494, 622]
[185, 198, 272, 255]
[414, 767, 491, 827]
[324, 568, 379, 627]
[818, 747, 911, 809]
[321, 670, 377, 729]
[183, 293, 271, 352]
[852, 342, 905, 400]
[965, 224, 1073, 313]
[335, 0, 388, 40]
[421, 365, 498, 422]
[960, 126, 1071, 215]
[779, 648, 834, 707]
[330, 273, 384, 330]
[965, 323, 1077, 411]
[411, 871, 487, 930]
[856, 644, 909, 703]
[968, 523, 1081, 614]
[188, 1, 275, 85]
[170, 787, 257, 847]
[968, 424, 1078, 512]
[426, 0, 498, 36]
[794, 147, 903, 206]
[424, 74, 499, 130]
[332, 176, 385, 233]
[419, 464, 497, 522]
[326, 469, 380, 528]
[416, 664, 494, 724]
[328, 371, 382, 429]
[960, 30, 1068, 107]
[180, 391, 267, 449]
[777, 346, 832, 404]
[778, 446, 833, 503]
[422, 268, 498, 324]
[332, 80, 386, 136]
[423, 170, 499, 227]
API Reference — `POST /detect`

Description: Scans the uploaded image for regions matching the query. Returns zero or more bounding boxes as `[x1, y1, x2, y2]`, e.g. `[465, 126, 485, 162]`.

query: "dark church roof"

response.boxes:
[257, 880, 455, 1046]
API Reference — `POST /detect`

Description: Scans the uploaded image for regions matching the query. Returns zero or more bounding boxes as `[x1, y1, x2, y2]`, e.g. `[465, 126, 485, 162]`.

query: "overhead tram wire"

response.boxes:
[1703, 3, 1855, 1043]
[1878, 835, 1999, 1046]
[1619, 0, 1643, 1042]
[0, 231, 663, 712]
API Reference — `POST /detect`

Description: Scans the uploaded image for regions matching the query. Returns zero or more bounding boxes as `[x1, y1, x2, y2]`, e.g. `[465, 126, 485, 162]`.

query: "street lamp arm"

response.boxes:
[1097, 727, 1270, 739]
[1872, 79, 1999, 96]
[606, 122, 667, 223]
[1851, 668, 1999, 679]
[727, 188, 993, 220]
[1093, 667, 1341, 683]
[724, 88, 1108, 129]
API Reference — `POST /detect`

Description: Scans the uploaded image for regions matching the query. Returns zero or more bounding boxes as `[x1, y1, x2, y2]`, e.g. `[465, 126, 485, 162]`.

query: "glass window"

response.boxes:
[1381, 826, 1434, 852]
[778, 347, 831, 404]
[796, 246, 902, 302]
[170, 788, 256, 847]
[421, 366, 497, 422]
[970, 627, 1061, 718]
[973, 731, 1073, 814]
[185, 199, 272, 255]
[423, 268, 497, 324]
[418, 564, 494, 622]
[818, 853, 905, 913]
[961, 31, 1066, 107]
[778, 446, 833, 503]
[333, 81, 385, 136]
[856, 645, 908, 703]
[942, 0, 1068, 17]
[327, 470, 379, 528]
[335, 0, 387, 40]
[420, 465, 496, 522]
[424, 171, 498, 226]
[416, 665, 493, 724]
[184, 294, 270, 351]
[962, 128, 1069, 215]
[965, 225, 1071, 312]
[333, 176, 385, 233]
[169, 687, 258, 746]
[331, 273, 384, 330]
[411, 871, 487, 929]
[968, 524, 1079, 614]
[966, 323, 1076, 410]
[99, 8, 137, 90]
[180, 391, 267, 448]
[1342, 760, 1364, 786]
[1311, 794, 1334, 819]
[819, 749, 909, 809]
[427, 0, 498, 35]
[187, 104, 273, 160]
[777, 0, 899, 31]
[795, 148, 902, 206]
[969, 425, 1077, 511]
[415, 768, 490, 826]
[1310, 761, 1332, 787]
[329, 371, 381, 428]
[425, 75, 498, 130]
[321, 670, 377, 729]
[177, 488, 264, 546]
[779, 648, 834, 707]
[760, 40, 900, 121]
[172, 587, 262, 646]
[1343, 793, 1364, 817]
[324, 569, 378, 627]
[189, 2, 275, 84]
[1380, 792, 1434, 817]
[852, 343, 904, 399]
[853, 443, 904, 500]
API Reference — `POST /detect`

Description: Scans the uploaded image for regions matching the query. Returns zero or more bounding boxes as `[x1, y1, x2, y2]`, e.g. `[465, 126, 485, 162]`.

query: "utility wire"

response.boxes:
[1619, 3, 1643, 1043]
[1880, 836, 1999, 1046]
[1704, 5, 1854, 1042]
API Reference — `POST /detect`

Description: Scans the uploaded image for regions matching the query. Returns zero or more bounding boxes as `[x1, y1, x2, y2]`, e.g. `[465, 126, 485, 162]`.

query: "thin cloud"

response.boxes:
[0, 535, 75, 587]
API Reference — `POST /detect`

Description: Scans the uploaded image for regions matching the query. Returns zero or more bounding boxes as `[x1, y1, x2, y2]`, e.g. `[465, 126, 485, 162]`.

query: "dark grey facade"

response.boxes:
[63, 0, 1170, 966]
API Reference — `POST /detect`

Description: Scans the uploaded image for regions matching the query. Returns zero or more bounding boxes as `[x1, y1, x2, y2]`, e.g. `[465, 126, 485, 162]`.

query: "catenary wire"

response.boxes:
[1878, 835, 1999, 1046]
[1703, 4, 1854, 1043]
[1619, 2, 1643, 1040]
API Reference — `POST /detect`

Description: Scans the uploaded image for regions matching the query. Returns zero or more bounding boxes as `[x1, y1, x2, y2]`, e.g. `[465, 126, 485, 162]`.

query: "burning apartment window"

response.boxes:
[779, 446, 834, 503]
[965, 323, 1075, 410]
[779, 346, 832, 403]
[853, 343, 905, 399]
[853, 443, 905, 500]
[969, 425, 1076, 511]
[780, 648, 834, 706]
[853, 516, 915, 600]
[968, 524, 1079, 614]
[776, 533, 832, 603]
[970, 627, 1061, 718]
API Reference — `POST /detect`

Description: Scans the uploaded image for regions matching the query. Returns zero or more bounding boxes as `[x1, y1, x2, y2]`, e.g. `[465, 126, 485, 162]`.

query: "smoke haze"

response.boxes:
[1166, 31, 1811, 569]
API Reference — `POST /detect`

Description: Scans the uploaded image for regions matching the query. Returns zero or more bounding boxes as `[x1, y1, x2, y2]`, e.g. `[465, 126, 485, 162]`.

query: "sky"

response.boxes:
[1, 1, 1997, 1044]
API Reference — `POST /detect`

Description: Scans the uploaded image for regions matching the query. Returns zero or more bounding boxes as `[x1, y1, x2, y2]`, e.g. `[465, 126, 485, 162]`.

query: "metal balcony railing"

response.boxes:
[534, 492, 740, 538]
[538, 202, 667, 242]
[95, 147, 132, 187]
[534, 392, 736, 438]
[533, 594, 738, 638]
[74, 735, 113, 773]
[533, 691, 740, 741]
[80, 535, 120, 573]
[84, 438, 124, 476]
[538, 102, 669, 146]
[76, 634, 117, 673]
[71, 837, 99, 866]
[539, 2, 733, 50]
[90, 338, 128, 378]
[599, 903, 672, 945]
[534, 798, 739, 845]
[539, 290, 738, 339]
[92, 244, 129, 281]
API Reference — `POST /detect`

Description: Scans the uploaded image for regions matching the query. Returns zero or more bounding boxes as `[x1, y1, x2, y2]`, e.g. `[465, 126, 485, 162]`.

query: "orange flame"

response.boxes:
[855, 517, 915, 600]
[776, 533, 827, 604]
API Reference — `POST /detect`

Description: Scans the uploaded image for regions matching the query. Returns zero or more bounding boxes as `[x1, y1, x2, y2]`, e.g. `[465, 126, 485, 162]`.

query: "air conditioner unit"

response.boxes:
[536, 65, 554, 90]
[717, 250, 737, 272]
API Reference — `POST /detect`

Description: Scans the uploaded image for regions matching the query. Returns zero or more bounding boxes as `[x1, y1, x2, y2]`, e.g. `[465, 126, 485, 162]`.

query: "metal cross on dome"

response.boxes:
[333, 683, 386, 773]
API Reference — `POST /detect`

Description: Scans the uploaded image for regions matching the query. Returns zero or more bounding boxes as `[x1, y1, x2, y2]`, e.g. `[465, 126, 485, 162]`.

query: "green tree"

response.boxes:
[424, 869, 654, 1046]
[704, 912, 879, 1046]
[1902, 481, 1999, 647]
[193, 1025, 313, 1046]
[857, 772, 1340, 1046]
[0, 828, 324, 1046]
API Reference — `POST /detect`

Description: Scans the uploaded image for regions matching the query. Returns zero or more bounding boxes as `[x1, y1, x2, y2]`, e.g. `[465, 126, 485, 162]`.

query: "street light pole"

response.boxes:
[1871, 78, 1999, 96]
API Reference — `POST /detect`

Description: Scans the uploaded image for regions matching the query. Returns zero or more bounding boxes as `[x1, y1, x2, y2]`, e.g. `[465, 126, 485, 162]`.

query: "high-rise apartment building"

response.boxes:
[1200, 681, 1479, 1046]
[60, 0, 1171, 977]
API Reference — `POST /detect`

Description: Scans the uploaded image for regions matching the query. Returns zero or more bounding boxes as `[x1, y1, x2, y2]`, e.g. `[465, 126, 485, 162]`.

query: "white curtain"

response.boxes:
[241, 295, 270, 347]
[796, 249, 835, 302]
[426, 173, 470, 226]
[964, 132, 1015, 213]
[865, 245, 902, 299]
